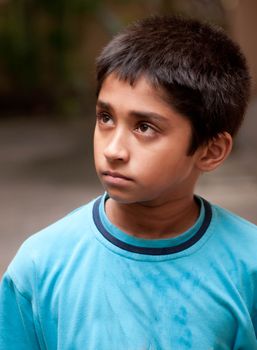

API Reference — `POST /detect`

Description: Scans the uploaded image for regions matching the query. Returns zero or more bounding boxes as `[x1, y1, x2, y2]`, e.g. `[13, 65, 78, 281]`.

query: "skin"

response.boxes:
[94, 73, 232, 239]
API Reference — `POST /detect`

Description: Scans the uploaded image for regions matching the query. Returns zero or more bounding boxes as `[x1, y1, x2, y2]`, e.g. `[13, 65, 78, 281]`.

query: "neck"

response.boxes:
[105, 194, 200, 239]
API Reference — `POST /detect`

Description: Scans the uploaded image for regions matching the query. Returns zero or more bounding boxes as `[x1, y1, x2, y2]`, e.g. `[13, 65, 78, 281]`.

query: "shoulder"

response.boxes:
[21, 197, 96, 254]
[208, 204, 257, 303]
[209, 203, 257, 263]
[211, 203, 257, 236]
[6, 197, 99, 297]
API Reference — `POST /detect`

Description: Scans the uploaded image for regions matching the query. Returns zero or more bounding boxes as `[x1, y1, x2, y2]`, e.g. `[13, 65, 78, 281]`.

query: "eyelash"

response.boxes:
[96, 112, 158, 136]
[135, 122, 156, 135]
[96, 112, 112, 124]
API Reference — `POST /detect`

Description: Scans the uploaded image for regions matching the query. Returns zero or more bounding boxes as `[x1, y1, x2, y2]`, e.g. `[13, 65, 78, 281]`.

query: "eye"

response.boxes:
[139, 123, 150, 132]
[96, 112, 113, 126]
[136, 122, 156, 136]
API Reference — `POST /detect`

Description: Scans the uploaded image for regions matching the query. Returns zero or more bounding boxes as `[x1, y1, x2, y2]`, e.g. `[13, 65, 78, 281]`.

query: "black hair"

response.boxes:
[96, 16, 251, 154]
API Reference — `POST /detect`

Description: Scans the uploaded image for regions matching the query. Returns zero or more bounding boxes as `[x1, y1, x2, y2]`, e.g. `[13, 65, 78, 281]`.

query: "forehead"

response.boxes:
[98, 73, 175, 114]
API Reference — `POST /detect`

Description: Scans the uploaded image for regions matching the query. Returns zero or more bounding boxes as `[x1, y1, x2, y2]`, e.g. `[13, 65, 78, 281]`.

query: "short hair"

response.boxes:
[96, 15, 251, 154]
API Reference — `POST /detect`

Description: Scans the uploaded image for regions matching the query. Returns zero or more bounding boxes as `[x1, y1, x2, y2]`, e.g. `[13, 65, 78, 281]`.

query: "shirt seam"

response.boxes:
[8, 257, 47, 350]
[32, 257, 47, 350]
[5, 271, 31, 303]
[5, 271, 43, 349]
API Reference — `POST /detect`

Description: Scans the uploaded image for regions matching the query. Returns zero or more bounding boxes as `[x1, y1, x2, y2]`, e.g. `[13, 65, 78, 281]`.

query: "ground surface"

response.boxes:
[0, 115, 256, 276]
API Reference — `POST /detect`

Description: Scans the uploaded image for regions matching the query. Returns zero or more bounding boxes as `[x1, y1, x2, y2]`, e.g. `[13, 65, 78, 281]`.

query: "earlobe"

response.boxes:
[196, 132, 233, 172]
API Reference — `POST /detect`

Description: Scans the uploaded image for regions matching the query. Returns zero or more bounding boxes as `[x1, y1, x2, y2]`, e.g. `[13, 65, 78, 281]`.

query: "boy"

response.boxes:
[0, 15, 256, 350]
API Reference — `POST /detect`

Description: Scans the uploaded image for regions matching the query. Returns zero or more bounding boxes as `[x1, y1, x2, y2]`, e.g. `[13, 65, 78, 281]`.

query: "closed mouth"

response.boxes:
[102, 171, 133, 181]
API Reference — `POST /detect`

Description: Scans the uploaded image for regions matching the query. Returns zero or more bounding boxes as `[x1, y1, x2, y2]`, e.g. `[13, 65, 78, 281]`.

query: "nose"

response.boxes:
[103, 129, 129, 163]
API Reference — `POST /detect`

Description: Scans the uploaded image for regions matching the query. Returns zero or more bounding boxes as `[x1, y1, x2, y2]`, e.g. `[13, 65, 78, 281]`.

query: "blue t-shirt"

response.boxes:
[1, 194, 257, 349]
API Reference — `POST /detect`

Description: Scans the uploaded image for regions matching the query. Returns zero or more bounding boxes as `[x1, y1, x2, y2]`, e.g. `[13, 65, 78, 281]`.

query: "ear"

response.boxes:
[196, 132, 233, 172]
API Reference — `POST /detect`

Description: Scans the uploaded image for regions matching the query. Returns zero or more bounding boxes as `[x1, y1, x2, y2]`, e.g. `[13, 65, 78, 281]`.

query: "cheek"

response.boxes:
[93, 130, 102, 164]
[135, 150, 190, 184]
[93, 127, 104, 150]
[135, 146, 178, 171]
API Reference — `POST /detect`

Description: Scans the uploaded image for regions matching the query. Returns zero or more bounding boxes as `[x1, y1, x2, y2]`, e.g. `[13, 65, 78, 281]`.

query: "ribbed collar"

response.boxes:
[92, 193, 212, 256]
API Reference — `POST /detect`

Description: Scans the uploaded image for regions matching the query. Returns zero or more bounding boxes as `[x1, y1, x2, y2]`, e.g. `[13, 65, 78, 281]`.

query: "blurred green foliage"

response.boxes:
[0, 0, 225, 116]
[0, 0, 105, 115]
[0, 0, 102, 74]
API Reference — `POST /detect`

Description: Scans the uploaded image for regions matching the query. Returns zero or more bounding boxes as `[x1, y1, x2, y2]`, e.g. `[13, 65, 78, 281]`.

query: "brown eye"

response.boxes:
[139, 123, 150, 132]
[101, 114, 111, 123]
[135, 122, 157, 137]
[96, 112, 113, 125]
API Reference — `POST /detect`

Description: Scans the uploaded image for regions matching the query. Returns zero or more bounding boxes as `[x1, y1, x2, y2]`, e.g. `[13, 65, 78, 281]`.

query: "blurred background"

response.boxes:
[1, 0, 257, 276]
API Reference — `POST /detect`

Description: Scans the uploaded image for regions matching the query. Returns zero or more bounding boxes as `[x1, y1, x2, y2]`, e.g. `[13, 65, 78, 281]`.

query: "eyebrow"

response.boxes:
[96, 99, 169, 124]
[96, 100, 112, 111]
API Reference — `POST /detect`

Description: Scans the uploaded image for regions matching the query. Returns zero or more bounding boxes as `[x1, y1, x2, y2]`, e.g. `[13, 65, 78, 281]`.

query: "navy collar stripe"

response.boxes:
[92, 196, 212, 256]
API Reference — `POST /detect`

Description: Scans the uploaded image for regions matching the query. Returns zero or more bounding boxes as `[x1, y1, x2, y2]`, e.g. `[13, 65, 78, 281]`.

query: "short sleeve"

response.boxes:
[0, 273, 40, 349]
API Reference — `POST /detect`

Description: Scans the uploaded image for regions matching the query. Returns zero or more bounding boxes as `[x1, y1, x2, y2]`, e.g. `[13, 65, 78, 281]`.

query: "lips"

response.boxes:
[102, 171, 133, 181]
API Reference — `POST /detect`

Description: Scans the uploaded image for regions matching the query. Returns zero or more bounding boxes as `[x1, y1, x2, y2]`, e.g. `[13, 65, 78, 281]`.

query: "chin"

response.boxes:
[105, 187, 160, 206]
[106, 190, 137, 204]
[103, 186, 144, 204]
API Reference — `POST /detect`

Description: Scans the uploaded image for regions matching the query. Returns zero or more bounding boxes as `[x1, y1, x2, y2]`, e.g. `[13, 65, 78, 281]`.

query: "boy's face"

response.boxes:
[94, 73, 202, 205]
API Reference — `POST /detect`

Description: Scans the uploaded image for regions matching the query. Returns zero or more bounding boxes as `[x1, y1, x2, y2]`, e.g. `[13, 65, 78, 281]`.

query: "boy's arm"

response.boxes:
[0, 272, 41, 350]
